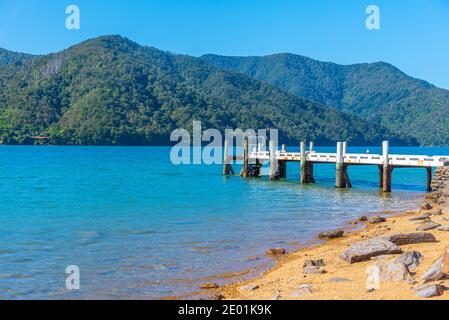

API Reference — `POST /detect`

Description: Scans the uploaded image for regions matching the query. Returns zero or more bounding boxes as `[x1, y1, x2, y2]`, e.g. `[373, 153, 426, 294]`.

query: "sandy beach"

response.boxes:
[207, 167, 449, 300]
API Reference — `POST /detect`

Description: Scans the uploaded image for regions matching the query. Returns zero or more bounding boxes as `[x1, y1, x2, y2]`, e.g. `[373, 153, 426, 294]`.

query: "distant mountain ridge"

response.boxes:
[201, 53, 449, 146]
[0, 36, 415, 146]
[0, 48, 35, 67]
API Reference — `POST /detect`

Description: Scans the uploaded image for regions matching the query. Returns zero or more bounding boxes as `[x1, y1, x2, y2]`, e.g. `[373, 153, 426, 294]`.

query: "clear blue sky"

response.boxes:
[1, 0, 449, 89]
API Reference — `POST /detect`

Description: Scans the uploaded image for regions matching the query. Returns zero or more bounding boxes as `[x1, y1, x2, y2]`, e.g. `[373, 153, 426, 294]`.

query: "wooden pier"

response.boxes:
[224, 139, 449, 193]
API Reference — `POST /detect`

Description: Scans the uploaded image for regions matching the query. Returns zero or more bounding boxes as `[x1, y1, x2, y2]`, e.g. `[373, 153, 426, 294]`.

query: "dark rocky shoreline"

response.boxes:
[430, 166, 449, 207]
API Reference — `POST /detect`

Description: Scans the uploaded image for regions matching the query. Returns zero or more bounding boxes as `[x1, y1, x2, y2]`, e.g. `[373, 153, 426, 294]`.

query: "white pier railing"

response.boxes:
[249, 150, 449, 168]
[225, 139, 449, 192]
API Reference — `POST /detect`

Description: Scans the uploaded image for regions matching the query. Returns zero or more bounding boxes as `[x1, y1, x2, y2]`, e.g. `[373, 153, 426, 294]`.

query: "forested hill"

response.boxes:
[201, 53, 449, 146]
[0, 36, 415, 146]
[0, 48, 34, 67]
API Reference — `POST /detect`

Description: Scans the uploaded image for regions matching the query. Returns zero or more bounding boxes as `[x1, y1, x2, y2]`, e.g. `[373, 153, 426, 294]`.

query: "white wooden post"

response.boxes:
[336, 142, 344, 188]
[269, 140, 279, 180]
[382, 141, 391, 192]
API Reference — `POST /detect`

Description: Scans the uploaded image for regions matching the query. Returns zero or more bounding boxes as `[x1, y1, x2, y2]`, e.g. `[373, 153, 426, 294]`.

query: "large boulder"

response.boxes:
[379, 262, 412, 281]
[422, 257, 446, 282]
[415, 284, 444, 298]
[385, 233, 437, 246]
[395, 251, 422, 271]
[365, 262, 412, 290]
[421, 247, 449, 282]
[340, 238, 402, 263]
[365, 265, 381, 290]
[416, 222, 441, 231]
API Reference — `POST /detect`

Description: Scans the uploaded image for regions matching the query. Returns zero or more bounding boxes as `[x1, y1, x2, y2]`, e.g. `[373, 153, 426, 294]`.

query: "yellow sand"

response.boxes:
[219, 201, 449, 300]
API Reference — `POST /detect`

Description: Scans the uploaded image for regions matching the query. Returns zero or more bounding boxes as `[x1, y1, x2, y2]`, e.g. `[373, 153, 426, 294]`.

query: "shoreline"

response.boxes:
[170, 202, 421, 301]
[199, 168, 449, 300]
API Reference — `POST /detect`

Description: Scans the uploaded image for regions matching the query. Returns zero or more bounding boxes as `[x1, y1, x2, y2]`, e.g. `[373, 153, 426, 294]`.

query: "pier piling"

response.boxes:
[300, 141, 306, 183]
[336, 142, 344, 188]
[308, 141, 315, 183]
[382, 141, 392, 192]
[300, 141, 315, 184]
[279, 144, 287, 178]
[269, 140, 280, 180]
[342, 142, 352, 188]
[378, 165, 384, 188]
[426, 167, 432, 192]
[232, 138, 447, 192]
[223, 139, 233, 176]
[279, 161, 287, 178]
[241, 137, 249, 178]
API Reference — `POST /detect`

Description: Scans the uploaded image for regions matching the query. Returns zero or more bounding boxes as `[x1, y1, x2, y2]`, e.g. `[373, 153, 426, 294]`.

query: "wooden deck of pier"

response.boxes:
[224, 139, 449, 193]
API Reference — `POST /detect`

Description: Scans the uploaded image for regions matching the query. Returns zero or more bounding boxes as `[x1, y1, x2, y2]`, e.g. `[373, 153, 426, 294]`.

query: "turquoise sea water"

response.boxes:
[1, 146, 448, 299]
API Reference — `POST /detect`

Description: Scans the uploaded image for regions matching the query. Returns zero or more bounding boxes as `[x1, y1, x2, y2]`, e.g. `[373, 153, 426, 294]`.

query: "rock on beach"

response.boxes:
[385, 233, 437, 246]
[266, 248, 286, 256]
[415, 284, 445, 298]
[416, 222, 441, 231]
[340, 238, 402, 263]
[318, 230, 344, 239]
[394, 251, 422, 271]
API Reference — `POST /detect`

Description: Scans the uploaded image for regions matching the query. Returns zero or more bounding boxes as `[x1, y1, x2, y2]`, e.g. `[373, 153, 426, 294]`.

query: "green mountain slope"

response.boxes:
[0, 48, 35, 67]
[0, 36, 415, 146]
[201, 53, 449, 146]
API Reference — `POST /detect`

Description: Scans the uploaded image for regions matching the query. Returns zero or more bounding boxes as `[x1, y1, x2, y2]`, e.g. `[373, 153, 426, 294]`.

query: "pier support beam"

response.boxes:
[426, 167, 432, 192]
[342, 142, 351, 188]
[336, 142, 344, 188]
[269, 140, 280, 180]
[383, 167, 393, 193]
[240, 136, 261, 178]
[254, 159, 261, 177]
[300, 141, 315, 183]
[278, 144, 287, 178]
[300, 141, 306, 183]
[223, 139, 233, 176]
[382, 141, 392, 192]
[241, 137, 249, 178]
[279, 161, 287, 178]
[336, 142, 351, 188]
[378, 165, 384, 188]
[343, 164, 352, 188]
[307, 162, 315, 183]
[309, 141, 315, 153]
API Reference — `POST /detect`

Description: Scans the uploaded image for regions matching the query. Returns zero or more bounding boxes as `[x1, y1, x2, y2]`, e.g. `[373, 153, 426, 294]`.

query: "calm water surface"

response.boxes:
[1, 146, 448, 299]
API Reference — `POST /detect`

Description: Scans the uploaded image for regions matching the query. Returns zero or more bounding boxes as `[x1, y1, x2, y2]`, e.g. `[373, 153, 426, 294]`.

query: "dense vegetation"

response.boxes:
[0, 48, 34, 67]
[0, 36, 415, 146]
[201, 53, 449, 146]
